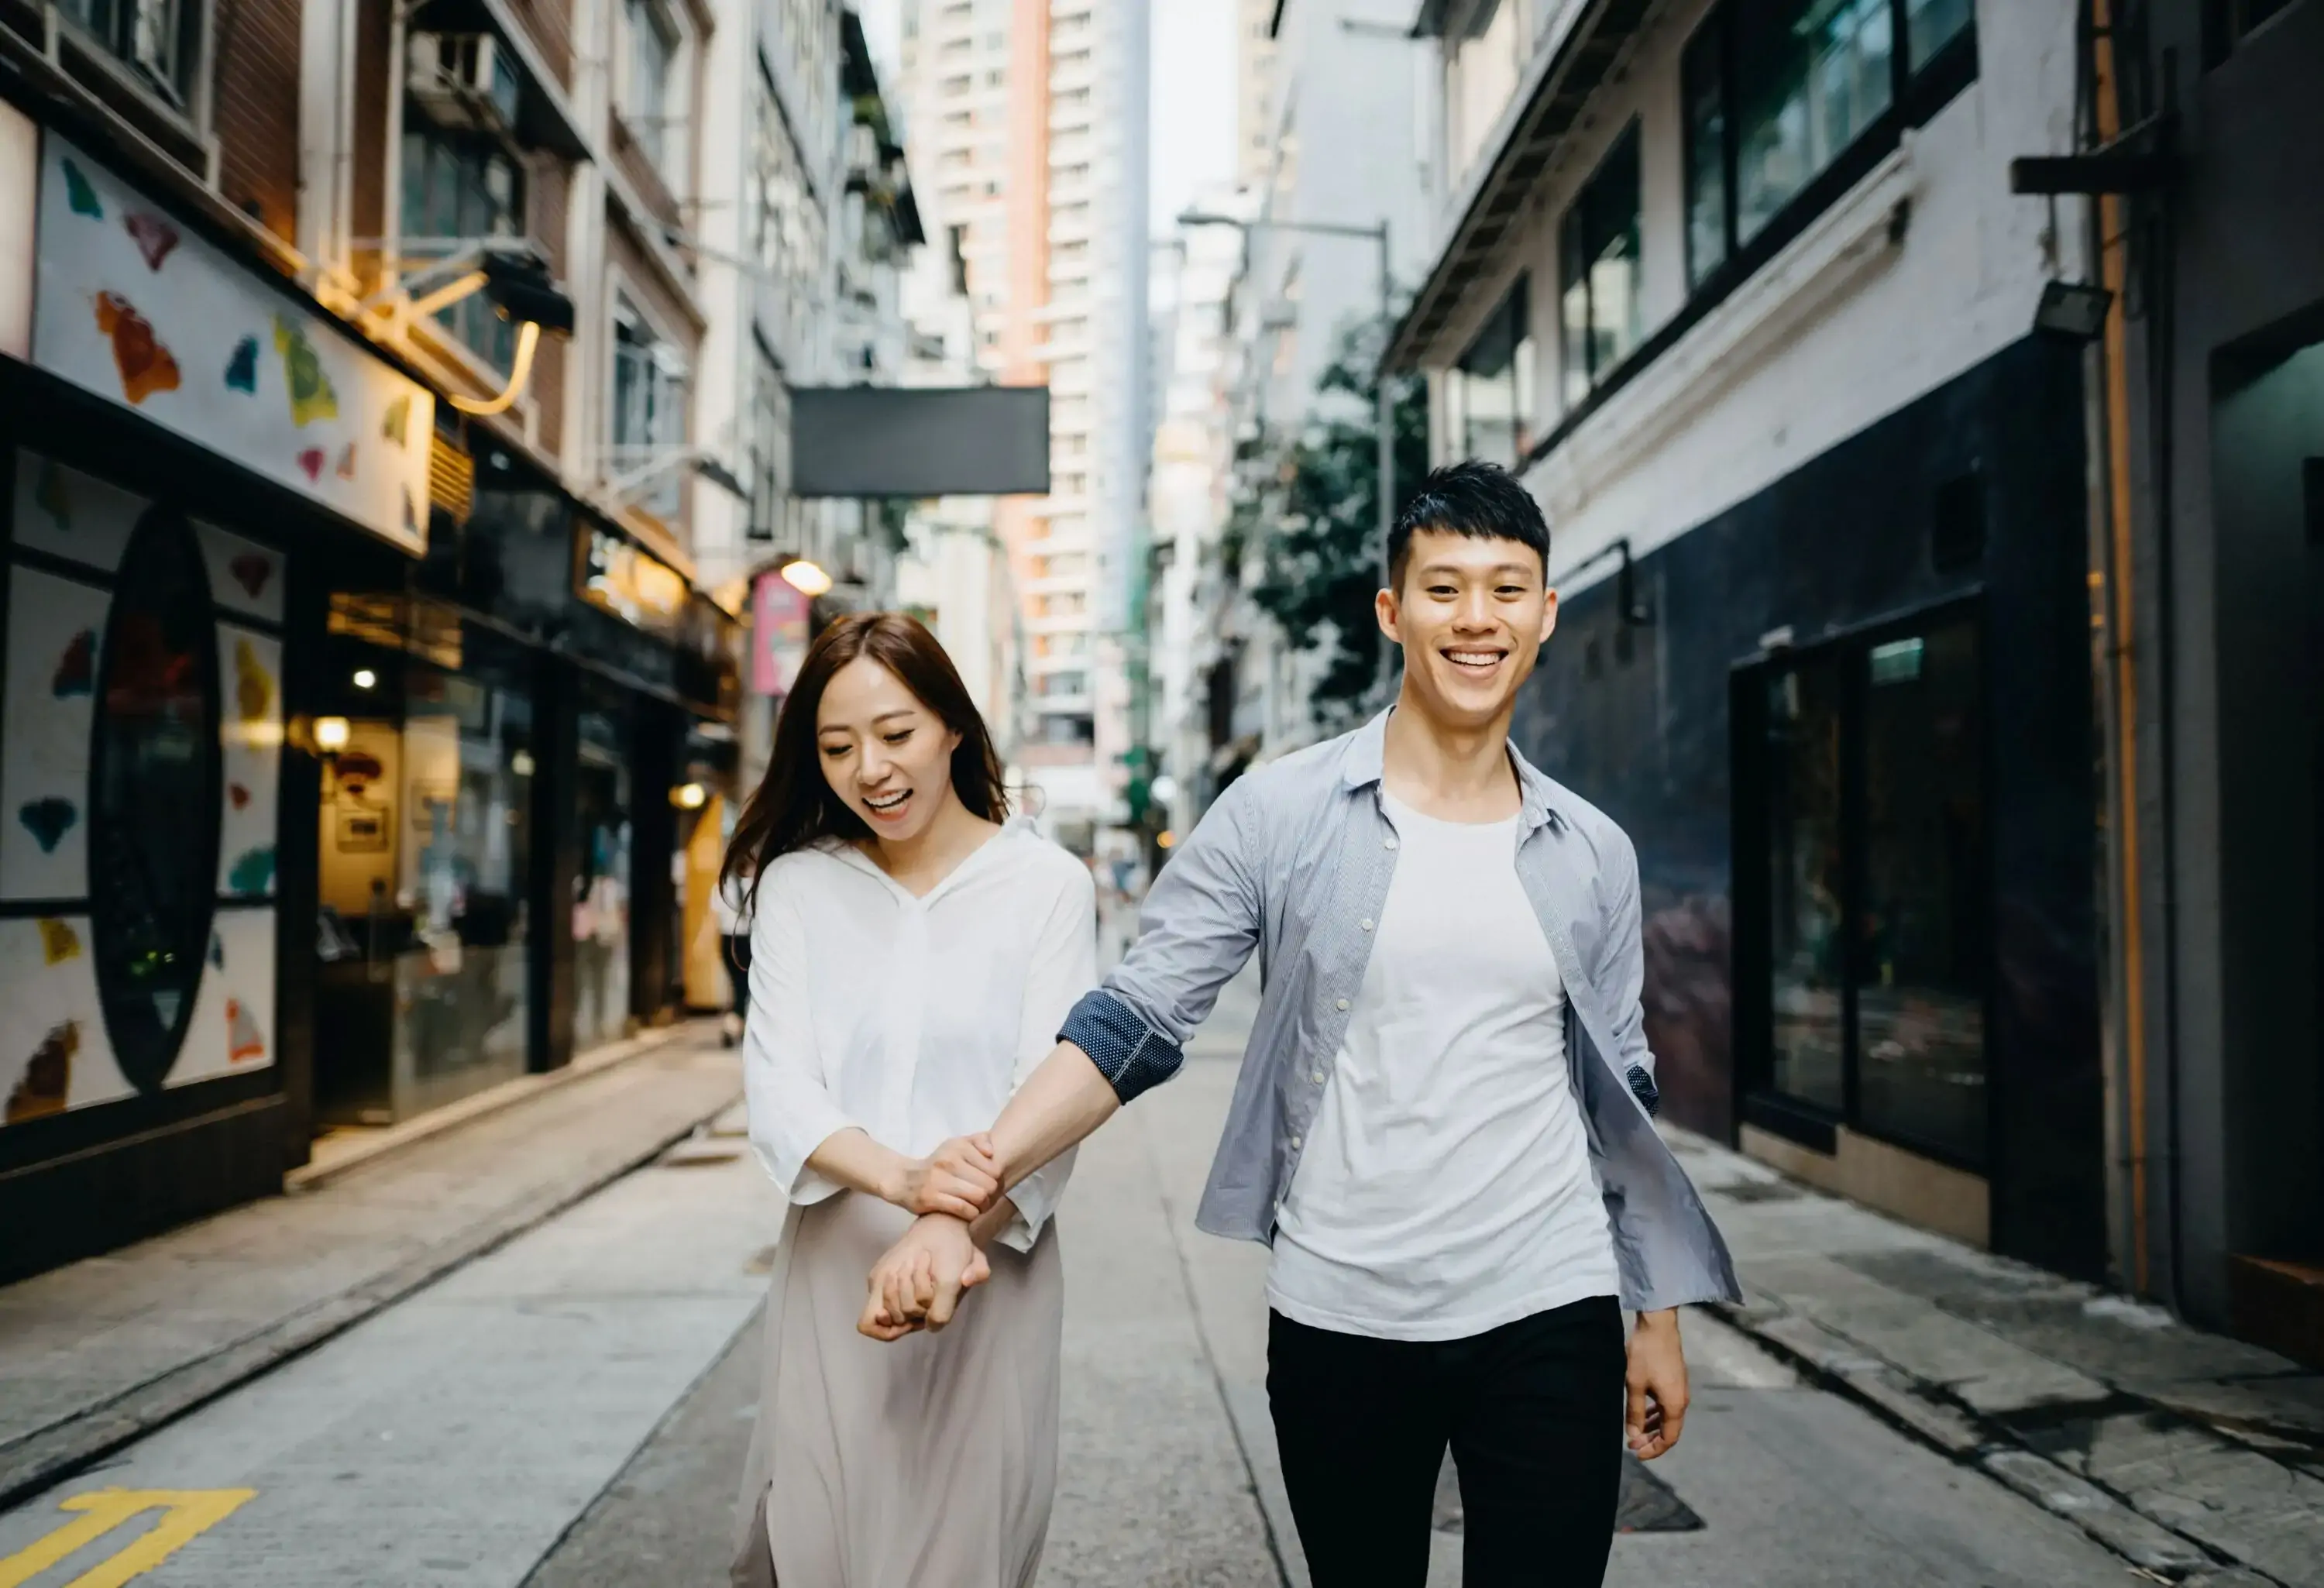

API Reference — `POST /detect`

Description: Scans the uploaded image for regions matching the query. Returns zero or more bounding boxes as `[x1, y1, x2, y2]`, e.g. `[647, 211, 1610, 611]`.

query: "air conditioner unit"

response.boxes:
[408, 33, 522, 136]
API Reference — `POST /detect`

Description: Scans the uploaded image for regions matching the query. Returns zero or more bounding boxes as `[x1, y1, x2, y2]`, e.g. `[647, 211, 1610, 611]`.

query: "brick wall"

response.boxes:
[209, 0, 304, 244]
[507, 0, 578, 92]
[528, 160, 571, 457]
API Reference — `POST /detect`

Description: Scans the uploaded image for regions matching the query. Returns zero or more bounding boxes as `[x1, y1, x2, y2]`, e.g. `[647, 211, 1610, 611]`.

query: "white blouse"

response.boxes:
[743, 820, 1097, 1253]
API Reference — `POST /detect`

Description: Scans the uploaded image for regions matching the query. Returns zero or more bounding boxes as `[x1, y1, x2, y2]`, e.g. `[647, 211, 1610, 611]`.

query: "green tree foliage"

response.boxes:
[1245, 321, 1430, 729]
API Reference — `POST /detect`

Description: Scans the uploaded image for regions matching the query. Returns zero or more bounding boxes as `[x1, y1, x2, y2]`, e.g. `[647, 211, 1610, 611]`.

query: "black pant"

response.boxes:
[1267, 1297, 1626, 1588]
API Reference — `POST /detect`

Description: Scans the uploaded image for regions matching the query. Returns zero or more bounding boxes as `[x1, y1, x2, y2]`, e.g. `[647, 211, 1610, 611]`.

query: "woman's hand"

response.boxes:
[860, 1215, 991, 1340]
[883, 1134, 1002, 1220]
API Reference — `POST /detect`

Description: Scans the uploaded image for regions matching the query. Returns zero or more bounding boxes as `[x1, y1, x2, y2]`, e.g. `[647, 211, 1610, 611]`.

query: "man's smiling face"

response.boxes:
[1376, 528, 1559, 730]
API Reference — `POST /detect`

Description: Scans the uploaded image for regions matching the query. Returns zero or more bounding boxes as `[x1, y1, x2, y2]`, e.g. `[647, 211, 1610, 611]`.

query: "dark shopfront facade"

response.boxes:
[0, 118, 738, 1283]
[1515, 333, 2108, 1281]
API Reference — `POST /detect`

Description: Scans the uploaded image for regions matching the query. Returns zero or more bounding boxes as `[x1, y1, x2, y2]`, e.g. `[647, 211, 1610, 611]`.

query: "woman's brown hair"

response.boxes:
[722, 611, 1009, 914]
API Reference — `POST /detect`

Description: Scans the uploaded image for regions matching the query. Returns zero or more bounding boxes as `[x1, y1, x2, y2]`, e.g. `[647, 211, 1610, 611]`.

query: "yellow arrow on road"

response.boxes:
[0, 1489, 255, 1588]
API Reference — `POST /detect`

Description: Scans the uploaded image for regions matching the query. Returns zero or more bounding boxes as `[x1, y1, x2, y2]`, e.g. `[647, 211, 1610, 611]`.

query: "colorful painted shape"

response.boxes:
[93, 293, 182, 405]
[229, 782, 250, 810]
[6, 1022, 77, 1122]
[224, 335, 259, 394]
[297, 449, 324, 482]
[60, 159, 101, 218]
[124, 211, 182, 272]
[52, 630, 95, 698]
[229, 553, 273, 599]
[336, 442, 358, 481]
[234, 638, 273, 724]
[226, 846, 275, 894]
[272, 316, 339, 427]
[33, 457, 72, 531]
[382, 394, 411, 448]
[17, 799, 77, 854]
[36, 918, 81, 965]
[226, 999, 266, 1064]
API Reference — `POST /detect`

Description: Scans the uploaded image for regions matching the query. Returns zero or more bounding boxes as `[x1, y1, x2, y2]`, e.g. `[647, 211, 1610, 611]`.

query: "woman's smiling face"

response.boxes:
[815, 656, 964, 843]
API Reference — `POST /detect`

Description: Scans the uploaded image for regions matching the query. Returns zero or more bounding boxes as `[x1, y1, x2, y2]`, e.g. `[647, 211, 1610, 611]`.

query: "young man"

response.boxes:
[867, 461, 1740, 1586]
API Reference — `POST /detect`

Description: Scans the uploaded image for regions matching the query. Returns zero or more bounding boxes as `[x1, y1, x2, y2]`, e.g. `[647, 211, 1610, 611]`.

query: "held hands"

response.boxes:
[1624, 1308, 1690, 1460]
[858, 1214, 990, 1341]
[885, 1134, 1002, 1221]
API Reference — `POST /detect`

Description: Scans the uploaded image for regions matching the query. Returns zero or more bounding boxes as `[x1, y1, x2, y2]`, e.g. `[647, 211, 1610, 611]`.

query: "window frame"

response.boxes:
[607, 290, 692, 520]
[1731, 593, 1995, 1173]
[1556, 121, 1642, 407]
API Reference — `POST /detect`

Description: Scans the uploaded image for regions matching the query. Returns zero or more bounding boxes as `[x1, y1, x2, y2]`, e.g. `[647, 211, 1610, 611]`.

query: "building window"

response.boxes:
[1035, 552, 1088, 579]
[622, 0, 682, 179]
[1745, 608, 1988, 1167]
[1037, 590, 1086, 618]
[610, 297, 689, 518]
[62, 0, 203, 108]
[401, 128, 525, 372]
[1558, 125, 1641, 406]
[1036, 671, 1090, 698]
[1685, 0, 1975, 287]
[1447, 275, 1533, 467]
[748, 356, 792, 545]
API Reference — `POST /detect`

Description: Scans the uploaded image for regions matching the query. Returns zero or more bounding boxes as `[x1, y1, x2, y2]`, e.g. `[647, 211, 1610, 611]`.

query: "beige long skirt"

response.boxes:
[730, 1190, 1064, 1588]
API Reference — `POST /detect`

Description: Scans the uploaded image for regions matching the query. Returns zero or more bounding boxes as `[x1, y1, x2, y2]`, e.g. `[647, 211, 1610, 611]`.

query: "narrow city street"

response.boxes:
[0, 972, 2179, 1588]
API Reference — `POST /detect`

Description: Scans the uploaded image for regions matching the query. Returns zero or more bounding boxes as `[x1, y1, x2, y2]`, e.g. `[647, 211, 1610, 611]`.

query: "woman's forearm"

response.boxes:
[803, 1126, 912, 1204]
[989, 1043, 1120, 1196]
[968, 1196, 1019, 1247]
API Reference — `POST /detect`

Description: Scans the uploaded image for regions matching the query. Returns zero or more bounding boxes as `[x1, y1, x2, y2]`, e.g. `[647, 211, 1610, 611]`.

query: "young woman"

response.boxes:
[724, 612, 1095, 1588]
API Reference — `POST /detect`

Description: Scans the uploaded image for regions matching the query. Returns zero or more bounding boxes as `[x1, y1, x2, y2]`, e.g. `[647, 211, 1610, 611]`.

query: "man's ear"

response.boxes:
[1375, 584, 1401, 644]
[1538, 588, 1560, 648]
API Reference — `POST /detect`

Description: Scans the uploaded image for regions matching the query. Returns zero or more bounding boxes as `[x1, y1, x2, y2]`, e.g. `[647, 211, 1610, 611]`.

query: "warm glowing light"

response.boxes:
[781, 559, 834, 597]
[1157, 830, 1177, 850]
[352, 669, 378, 690]
[448, 319, 543, 416]
[511, 750, 536, 778]
[314, 717, 352, 753]
[671, 782, 708, 810]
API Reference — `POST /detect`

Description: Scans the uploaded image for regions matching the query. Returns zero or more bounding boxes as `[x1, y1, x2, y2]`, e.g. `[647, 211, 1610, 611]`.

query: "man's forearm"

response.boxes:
[989, 1042, 1120, 1194]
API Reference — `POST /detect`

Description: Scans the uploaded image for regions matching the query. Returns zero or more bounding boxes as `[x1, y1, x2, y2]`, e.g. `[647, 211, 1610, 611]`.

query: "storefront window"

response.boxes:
[572, 699, 634, 1052]
[314, 617, 535, 1122]
[1763, 655, 1845, 1115]
[90, 509, 219, 1091]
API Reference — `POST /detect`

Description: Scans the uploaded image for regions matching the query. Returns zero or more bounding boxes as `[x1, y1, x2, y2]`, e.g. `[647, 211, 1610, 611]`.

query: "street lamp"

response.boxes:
[1177, 211, 1397, 562]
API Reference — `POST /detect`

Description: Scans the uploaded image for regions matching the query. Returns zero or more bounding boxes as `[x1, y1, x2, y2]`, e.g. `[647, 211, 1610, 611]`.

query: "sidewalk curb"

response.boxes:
[284, 1021, 706, 1194]
[0, 1064, 743, 1513]
[1704, 1298, 2280, 1586]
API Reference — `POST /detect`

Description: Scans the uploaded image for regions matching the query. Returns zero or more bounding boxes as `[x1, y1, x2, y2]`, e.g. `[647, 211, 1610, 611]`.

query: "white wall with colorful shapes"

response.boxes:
[1, 451, 284, 1126]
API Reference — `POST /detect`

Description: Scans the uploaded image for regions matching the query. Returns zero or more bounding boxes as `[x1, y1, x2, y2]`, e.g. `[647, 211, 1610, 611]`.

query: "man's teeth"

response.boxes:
[1447, 651, 1503, 669]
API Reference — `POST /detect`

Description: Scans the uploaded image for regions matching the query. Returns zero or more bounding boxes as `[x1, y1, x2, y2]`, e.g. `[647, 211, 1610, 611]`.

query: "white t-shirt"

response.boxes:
[1266, 792, 1618, 1340]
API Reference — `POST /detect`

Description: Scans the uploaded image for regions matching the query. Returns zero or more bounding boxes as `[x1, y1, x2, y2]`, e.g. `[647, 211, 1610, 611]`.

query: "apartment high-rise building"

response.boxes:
[899, 0, 1147, 855]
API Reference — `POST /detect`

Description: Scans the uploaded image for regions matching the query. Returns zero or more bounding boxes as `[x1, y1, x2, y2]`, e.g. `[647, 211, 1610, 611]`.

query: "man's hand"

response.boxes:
[858, 1214, 991, 1341]
[883, 1135, 1001, 1221]
[1625, 1308, 1690, 1460]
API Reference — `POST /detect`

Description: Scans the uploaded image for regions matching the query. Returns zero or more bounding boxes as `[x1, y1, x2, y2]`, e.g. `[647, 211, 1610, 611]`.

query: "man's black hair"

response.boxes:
[1385, 459, 1552, 592]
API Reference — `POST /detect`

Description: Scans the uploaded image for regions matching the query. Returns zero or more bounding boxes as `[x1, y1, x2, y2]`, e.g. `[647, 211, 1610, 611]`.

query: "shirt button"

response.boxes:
[1360, 919, 1374, 932]
[1383, 836, 1398, 851]
[1311, 1071, 1325, 1084]
[1334, 998, 1349, 1012]
[1289, 1135, 1302, 1150]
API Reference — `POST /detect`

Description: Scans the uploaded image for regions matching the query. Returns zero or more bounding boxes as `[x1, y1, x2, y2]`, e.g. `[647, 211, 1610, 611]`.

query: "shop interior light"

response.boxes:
[1157, 830, 1177, 850]
[781, 559, 834, 598]
[314, 716, 351, 754]
[671, 782, 708, 810]
[352, 668, 378, 690]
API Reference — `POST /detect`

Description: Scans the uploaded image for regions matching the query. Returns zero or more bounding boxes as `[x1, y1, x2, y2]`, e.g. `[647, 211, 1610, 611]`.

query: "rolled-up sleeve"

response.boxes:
[996, 864, 1098, 1252]
[743, 882, 860, 1201]
[1058, 778, 1262, 1105]
[1592, 827, 1660, 1118]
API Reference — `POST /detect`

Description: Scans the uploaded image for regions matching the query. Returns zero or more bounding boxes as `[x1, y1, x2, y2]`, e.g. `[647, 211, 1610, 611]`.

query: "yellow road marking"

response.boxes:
[0, 1490, 255, 1588]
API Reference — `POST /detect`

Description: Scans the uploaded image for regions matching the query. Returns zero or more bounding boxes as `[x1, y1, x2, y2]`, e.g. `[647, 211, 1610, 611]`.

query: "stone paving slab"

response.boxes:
[0, 1031, 741, 1509]
[1676, 1125, 2324, 1586]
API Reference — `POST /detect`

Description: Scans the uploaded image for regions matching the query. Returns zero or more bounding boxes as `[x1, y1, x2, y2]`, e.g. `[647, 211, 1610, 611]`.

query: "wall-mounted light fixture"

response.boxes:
[1547, 537, 1655, 627]
[670, 782, 708, 811]
[361, 239, 576, 418]
[314, 716, 352, 754]
[352, 669, 378, 691]
[2031, 280, 2113, 344]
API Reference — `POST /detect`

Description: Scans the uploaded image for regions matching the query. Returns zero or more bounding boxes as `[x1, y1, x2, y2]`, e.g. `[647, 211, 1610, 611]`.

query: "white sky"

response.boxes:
[855, 0, 1239, 232]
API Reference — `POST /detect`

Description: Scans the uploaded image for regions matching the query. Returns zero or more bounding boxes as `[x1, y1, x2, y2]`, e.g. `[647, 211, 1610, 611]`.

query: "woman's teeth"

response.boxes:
[866, 790, 910, 813]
